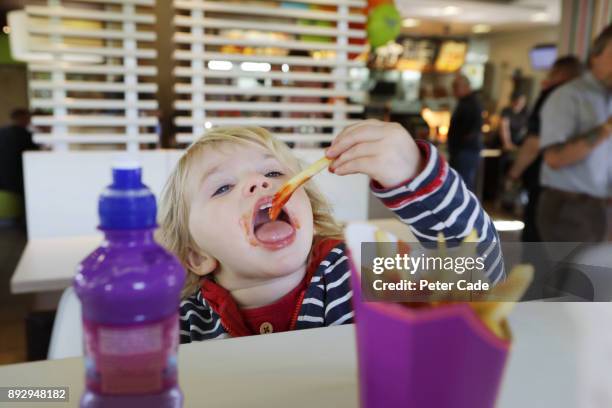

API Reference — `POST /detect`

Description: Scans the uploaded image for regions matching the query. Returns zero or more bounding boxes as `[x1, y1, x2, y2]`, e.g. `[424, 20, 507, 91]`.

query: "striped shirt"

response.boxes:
[179, 141, 504, 343]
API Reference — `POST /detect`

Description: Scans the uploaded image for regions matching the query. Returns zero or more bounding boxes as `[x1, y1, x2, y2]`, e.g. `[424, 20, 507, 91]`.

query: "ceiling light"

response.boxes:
[207, 60, 232, 71]
[281, 63, 289, 73]
[240, 62, 271, 72]
[442, 6, 460, 16]
[531, 12, 549, 22]
[204, 121, 212, 129]
[402, 18, 420, 28]
[472, 24, 491, 34]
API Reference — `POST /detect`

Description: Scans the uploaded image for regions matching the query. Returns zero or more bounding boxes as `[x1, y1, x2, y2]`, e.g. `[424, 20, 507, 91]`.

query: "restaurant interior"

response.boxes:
[0, 0, 611, 406]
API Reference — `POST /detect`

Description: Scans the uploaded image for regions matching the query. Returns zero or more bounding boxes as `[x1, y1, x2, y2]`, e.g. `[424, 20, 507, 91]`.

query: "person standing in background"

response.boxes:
[509, 56, 584, 242]
[499, 91, 529, 151]
[0, 109, 39, 195]
[537, 25, 612, 242]
[448, 74, 484, 192]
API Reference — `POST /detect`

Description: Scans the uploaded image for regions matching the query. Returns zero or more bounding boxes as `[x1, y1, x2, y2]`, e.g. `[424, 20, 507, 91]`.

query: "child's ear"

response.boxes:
[187, 249, 218, 277]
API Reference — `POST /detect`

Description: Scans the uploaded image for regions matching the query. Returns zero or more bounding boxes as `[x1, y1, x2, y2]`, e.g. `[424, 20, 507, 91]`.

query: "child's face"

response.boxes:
[186, 142, 314, 290]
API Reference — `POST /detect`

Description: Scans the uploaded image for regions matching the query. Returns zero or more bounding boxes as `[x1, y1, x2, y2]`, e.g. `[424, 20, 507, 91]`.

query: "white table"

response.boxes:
[10, 220, 417, 295]
[2, 303, 610, 408]
[10, 235, 101, 294]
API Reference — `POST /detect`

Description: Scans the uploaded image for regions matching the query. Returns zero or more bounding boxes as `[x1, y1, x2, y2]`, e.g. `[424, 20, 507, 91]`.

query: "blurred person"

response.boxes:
[448, 74, 483, 192]
[509, 56, 584, 242]
[497, 92, 528, 214]
[0, 109, 39, 195]
[499, 91, 528, 151]
[537, 24, 612, 242]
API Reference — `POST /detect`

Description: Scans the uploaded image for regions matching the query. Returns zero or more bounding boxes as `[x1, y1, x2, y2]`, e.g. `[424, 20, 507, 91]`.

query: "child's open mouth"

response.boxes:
[251, 196, 296, 250]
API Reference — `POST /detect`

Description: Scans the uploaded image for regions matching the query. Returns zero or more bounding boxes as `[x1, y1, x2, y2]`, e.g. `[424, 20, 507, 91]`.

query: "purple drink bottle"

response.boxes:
[74, 162, 185, 408]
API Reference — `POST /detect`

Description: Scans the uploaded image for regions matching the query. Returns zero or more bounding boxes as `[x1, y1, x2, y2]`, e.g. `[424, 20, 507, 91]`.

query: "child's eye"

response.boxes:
[212, 184, 232, 197]
[265, 171, 284, 178]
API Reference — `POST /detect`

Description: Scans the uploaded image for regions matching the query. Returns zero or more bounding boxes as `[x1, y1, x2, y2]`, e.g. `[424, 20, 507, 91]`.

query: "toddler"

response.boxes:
[158, 120, 504, 343]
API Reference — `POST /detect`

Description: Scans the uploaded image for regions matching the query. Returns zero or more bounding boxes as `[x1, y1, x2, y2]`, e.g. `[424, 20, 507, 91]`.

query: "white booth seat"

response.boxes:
[47, 287, 83, 360]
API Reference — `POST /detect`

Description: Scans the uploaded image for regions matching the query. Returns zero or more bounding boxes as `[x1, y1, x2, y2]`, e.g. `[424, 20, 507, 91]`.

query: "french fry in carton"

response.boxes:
[345, 223, 531, 408]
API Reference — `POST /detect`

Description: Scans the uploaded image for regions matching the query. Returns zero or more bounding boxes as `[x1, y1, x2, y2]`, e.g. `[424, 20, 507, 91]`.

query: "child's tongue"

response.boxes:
[255, 220, 293, 242]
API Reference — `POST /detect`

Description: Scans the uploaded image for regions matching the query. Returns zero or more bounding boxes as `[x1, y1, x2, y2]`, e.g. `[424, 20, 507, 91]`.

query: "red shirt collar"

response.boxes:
[200, 238, 342, 337]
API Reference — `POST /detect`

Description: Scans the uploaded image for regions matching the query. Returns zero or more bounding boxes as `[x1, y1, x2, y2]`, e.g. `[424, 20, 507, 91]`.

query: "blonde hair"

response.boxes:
[158, 127, 343, 298]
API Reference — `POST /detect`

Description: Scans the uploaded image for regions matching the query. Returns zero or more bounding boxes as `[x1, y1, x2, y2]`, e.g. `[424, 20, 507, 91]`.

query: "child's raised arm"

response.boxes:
[326, 120, 504, 285]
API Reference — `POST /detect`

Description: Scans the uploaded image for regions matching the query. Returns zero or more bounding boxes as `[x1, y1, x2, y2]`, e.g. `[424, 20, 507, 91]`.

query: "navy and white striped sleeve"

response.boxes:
[179, 291, 228, 343]
[370, 140, 504, 284]
[321, 245, 354, 327]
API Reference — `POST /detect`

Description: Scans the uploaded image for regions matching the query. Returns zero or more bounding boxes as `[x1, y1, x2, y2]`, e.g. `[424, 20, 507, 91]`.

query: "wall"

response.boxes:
[0, 66, 28, 125]
[559, 0, 612, 58]
[484, 26, 560, 113]
[0, 34, 16, 64]
[0, 32, 28, 125]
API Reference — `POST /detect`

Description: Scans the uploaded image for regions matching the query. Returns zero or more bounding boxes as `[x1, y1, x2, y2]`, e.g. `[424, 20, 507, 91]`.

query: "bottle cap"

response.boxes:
[98, 159, 157, 230]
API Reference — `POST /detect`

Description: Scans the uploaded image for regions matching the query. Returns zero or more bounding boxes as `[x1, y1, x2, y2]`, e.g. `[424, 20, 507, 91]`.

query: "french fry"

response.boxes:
[437, 232, 447, 257]
[374, 229, 401, 289]
[269, 156, 332, 220]
[479, 264, 533, 303]
[375, 230, 395, 265]
[470, 265, 534, 339]
[375, 229, 432, 304]
[426, 230, 481, 302]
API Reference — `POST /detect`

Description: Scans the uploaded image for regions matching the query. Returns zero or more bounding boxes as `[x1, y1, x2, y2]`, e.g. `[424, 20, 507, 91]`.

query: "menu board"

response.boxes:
[434, 41, 467, 72]
[396, 38, 437, 71]
[377, 37, 468, 73]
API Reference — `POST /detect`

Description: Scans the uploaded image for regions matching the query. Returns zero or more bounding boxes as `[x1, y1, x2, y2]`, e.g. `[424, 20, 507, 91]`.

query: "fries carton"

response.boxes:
[345, 223, 511, 408]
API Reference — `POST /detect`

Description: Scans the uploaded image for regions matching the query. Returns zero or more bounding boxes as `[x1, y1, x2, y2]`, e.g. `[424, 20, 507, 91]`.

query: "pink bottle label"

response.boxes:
[83, 314, 179, 395]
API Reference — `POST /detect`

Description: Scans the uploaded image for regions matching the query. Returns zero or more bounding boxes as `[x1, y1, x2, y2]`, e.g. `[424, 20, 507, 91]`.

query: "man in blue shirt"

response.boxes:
[537, 24, 612, 242]
[509, 56, 584, 242]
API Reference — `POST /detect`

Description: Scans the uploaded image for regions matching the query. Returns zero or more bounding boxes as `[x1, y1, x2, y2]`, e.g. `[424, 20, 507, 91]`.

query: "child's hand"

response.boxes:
[326, 120, 423, 189]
